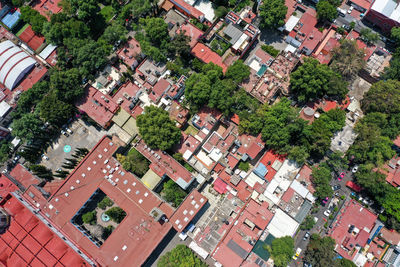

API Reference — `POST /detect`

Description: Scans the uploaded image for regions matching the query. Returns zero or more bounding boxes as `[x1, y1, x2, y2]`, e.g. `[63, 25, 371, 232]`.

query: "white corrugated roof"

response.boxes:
[279, 16, 300, 32]
[0, 101, 11, 118]
[267, 208, 299, 238]
[0, 40, 37, 90]
[39, 44, 57, 59]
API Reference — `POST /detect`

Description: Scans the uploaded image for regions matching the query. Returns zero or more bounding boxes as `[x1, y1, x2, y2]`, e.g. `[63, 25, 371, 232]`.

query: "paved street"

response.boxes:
[290, 170, 353, 266]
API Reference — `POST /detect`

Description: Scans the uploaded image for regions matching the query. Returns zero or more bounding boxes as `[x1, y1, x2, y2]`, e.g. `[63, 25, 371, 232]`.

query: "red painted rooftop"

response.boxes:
[9, 164, 38, 190]
[170, 190, 207, 232]
[177, 22, 204, 48]
[0, 175, 18, 199]
[32, 0, 62, 20]
[0, 193, 88, 266]
[117, 37, 142, 68]
[213, 200, 273, 267]
[75, 86, 118, 128]
[329, 200, 377, 260]
[259, 150, 285, 182]
[111, 81, 141, 116]
[37, 136, 173, 266]
[149, 78, 170, 103]
[237, 134, 264, 160]
[191, 43, 227, 73]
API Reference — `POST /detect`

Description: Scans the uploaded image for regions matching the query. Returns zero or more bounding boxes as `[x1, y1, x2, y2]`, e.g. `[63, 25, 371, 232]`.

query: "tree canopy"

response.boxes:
[259, 0, 287, 29]
[316, 1, 337, 22]
[137, 106, 182, 151]
[161, 180, 187, 207]
[331, 39, 366, 81]
[361, 80, 400, 115]
[20, 6, 47, 34]
[290, 58, 348, 103]
[158, 245, 207, 267]
[268, 236, 294, 267]
[225, 60, 250, 84]
[12, 114, 45, 141]
[311, 163, 333, 199]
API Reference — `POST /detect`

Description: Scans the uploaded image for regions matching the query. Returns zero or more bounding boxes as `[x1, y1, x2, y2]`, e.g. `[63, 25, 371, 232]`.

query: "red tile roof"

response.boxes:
[36, 136, 173, 266]
[170, 190, 207, 231]
[213, 200, 273, 267]
[191, 43, 227, 73]
[75, 86, 119, 128]
[254, 47, 273, 64]
[394, 135, 400, 147]
[169, 0, 204, 21]
[111, 81, 141, 116]
[149, 78, 170, 103]
[330, 200, 377, 260]
[213, 178, 229, 194]
[117, 37, 142, 68]
[0, 175, 18, 199]
[136, 139, 194, 189]
[350, 0, 373, 10]
[259, 150, 285, 182]
[227, 153, 239, 169]
[237, 134, 264, 160]
[0, 194, 88, 266]
[9, 164, 39, 190]
[32, 0, 62, 20]
[177, 23, 204, 48]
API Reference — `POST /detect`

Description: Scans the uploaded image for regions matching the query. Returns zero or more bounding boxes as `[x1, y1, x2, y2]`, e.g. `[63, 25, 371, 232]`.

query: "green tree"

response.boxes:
[225, 60, 250, 84]
[300, 215, 316, 230]
[238, 161, 250, 172]
[362, 80, 400, 115]
[69, 0, 100, 22]
[97, 196, 114, 210]
[12, 81, 50, 119]
[268, 236, 294, 267]
[20, 6, 47, 34]
[383, 56, 400, 81]
[101, 23, 128, 45]
[105, 207, 126, 223]
[185, 73, 212, 109]
[137, 106, 182, 151]
[0, 140, 10, 164]
[37, 93, 75, 127]
[261, 45, 279, 57]
[337, 258, 357, 267]
[50, 68, 84, 103]
[327, 151, 346, 172]
[290, 58, 347, 102]
[259, 0, 287, 29]
[82, 210, 97, 225]
[331, 39, 366, 80]
[43, 15, 90, 45]
[161, 180, 187, 207]
[304, 234, 337, 267]
[392, 27, 400, 43]
[360, 28, 379, 45]
[311, 164, 333, 199]
[316, 1, 337, 22]
[116, 148, 150, 177]
[288, 146, 309, 165]
[158, 245, 207, 267]
[12, 114, 44, 141]
[167, 32, 191, 59]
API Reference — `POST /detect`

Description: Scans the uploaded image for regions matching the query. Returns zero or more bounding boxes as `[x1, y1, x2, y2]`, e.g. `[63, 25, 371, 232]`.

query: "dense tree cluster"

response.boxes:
[239, 99, 346, 164]
[161, 180, 187, 207]
[185, 61, 250, 115]
[158, 245, 207, 267]
[116, 148, 150, 177]
[259, 0, 287, 29]
[304, 234, 356, 267]
[137, 106, 182, 151]
[311, 163, 333, 199]
[331, 40, 366, 81]
[20, 6, 47, 34]
[290, 58, 348, 103]
[268, 236, 294, 267]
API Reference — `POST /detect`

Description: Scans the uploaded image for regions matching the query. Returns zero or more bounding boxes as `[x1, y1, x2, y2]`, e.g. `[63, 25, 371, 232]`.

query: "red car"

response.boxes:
[338, 172, 345, 181]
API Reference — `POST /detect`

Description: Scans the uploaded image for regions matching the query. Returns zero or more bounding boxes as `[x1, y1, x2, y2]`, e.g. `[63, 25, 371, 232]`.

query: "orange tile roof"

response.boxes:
[191, 43, 227, 73]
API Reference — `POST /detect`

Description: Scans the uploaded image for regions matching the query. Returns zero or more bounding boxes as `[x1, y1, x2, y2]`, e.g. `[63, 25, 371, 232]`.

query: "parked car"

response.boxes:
[332, 185, 341, 191]
[42, 154, 49, 160]
[352, 165, 359, 173]
[61, 130, 69, 137]
[348, 6, 354, 14]
[324, 209, 332, 217]
[293, 247, 302, 260]
[303, 232, 310, 241]
[338, 172, 345, 181]
[65, 128, 73, 134]
[12, 155, 20, 164]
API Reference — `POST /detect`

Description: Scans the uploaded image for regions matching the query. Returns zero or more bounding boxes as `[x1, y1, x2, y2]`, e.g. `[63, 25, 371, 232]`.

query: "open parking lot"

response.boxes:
[40, 119, 107, 172]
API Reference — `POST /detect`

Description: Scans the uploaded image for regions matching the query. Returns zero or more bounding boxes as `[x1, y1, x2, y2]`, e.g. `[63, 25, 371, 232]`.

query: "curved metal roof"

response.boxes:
[0, 40, 37, 90]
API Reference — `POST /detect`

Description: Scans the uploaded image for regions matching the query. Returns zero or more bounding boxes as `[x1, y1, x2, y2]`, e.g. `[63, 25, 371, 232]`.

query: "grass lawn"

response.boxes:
[100, 5, 115, 22]
[16, 23, 29, 37]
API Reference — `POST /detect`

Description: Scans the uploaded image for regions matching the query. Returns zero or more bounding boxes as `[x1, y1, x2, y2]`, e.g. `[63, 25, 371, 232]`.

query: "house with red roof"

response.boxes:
[117, 37, 143, 69]
[75, 86, 119, 128]
[163, 0, 205, 22]
[17, 25, 45, 52]
[177, 22, 204, 48]
[191, 43, 228, 72]
[149, 78, 171, 104]
[212, 199, 273, 267]
[32, 0, 62, 20]
[380, 156, 400, 187]
[9, 164, 40, 191]
[329, 200, 377, 261]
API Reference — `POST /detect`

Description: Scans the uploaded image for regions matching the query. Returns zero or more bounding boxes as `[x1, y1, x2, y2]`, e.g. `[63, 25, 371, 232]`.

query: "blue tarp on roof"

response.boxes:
[253, 163, 267, 178]
[2, 11, 20, 29]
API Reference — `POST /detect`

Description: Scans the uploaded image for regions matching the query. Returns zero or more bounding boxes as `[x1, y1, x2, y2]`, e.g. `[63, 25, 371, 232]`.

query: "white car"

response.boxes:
[348, 6, 354, 14]
[42, 154, 49, 160]
[324, 209, 332, 217]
